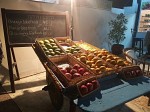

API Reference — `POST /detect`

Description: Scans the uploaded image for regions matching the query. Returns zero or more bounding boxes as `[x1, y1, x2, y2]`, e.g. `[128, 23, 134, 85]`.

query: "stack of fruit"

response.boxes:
[64, 45, 81, 54]
[38, 39, 65, 57]
[78, 79, 100, 96]
[58, 62, 100, 97]
[119, 66, 143, 79]
[93, 49, 131, 69]
[58, 63, 91, 81]
[55, 38, 82, 54]
[74, 52, 114, 77]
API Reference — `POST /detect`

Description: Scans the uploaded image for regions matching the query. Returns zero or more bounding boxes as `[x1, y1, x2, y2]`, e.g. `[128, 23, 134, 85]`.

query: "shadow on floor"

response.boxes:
[0, 85, 21, 112]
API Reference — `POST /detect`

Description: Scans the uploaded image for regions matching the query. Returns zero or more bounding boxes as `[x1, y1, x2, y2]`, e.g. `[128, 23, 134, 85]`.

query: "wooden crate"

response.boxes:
[35, 37, 66, 59]
[47, 55, 96, 87]
[54, 37, 85, 54]
[118, 65, 143, 80]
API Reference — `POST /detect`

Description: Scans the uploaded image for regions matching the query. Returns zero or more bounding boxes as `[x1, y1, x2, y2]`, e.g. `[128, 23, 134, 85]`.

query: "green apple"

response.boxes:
[52, 46, 58, 49]
[42, 47, 48, 51]
[40, 44, 45, 47]
[48, 55, 52, 57]
[55, 51, 61, 55]
[44, 39, 49, 43]
[50, 52, 55, 56]
[39, 40, 44, 44]
[48, 49, 53, 52]
[49, 39, 55, 43]
[46, 44, 52, 49]
[51, 43, 56, 46]
[45, 50, 50, 55]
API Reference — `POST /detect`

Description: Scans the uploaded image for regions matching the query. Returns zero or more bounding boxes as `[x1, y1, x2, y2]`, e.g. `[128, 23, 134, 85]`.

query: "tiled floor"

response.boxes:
[1, 71, 150, 112]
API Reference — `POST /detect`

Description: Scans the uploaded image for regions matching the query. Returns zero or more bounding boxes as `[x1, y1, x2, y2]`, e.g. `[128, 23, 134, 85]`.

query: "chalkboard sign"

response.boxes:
[1, 8, 70, 92]
[1, 8, 69, 45]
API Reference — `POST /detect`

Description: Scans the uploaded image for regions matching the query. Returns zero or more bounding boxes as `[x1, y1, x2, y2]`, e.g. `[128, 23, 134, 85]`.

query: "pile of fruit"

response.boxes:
[78, 79, 99, 96]
[91, 49, 131, 68]
[120, 66, 143, 79]
[38, 39, 65, 57]
[55, 37, 82, 54]
[35, 39, 143, 98]
[58, 63, 91, 81]
[76, 42, 131, 69]
[64, 45, 81, 54]
[74, 52, 114, 76]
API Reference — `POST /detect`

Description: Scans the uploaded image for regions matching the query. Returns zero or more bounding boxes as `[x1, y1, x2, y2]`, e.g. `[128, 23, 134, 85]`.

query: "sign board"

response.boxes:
[1, 8, 69, 92]
[2, 9, 69, 45]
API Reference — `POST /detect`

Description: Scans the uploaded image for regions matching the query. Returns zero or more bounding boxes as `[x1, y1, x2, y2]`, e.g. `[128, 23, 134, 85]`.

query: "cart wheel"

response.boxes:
[48, 83, 63, 110]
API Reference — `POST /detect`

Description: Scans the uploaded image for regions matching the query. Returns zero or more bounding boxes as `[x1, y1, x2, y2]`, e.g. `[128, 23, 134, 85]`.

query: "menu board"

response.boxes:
[1, 9, 69, 45]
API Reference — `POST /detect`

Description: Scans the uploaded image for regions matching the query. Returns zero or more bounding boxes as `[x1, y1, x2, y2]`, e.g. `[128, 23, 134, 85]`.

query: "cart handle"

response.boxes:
[43, 63, 65, 92]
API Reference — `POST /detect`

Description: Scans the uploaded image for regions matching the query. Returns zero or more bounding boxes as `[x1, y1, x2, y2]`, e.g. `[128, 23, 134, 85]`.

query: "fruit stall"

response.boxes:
[33, 37, 150, 112]
[1, 8, 150, 111]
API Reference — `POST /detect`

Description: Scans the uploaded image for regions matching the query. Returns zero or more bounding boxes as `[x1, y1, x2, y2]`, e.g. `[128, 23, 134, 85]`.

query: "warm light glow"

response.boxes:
[32, 0, 58, 4]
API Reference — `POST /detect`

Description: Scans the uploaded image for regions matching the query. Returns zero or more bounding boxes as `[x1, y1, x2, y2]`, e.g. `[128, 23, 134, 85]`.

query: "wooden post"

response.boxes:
[11, 47, 20, 80]
[1, 9, 15, 92]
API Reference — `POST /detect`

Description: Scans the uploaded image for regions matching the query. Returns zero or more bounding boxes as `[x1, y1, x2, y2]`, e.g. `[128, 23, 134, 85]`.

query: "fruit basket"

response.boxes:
[54, 37, 84, 54]
[73, 52, 117, 78]
[35, 37, 66, 58]
[90, 49, 132, 69]
[77, 76, 100, 97]
[76, 41, 132, 70]
[47, 55, 95, 87]
[118, 65, 143, 80]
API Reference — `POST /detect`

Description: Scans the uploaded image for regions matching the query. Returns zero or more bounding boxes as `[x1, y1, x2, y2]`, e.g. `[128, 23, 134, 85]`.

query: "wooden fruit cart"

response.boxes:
[32, 40, 150, 112]
[2, 8, 150, 111]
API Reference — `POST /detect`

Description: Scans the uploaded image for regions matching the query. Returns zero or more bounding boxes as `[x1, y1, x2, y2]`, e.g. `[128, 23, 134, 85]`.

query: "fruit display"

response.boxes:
[77, 77, 100, 97]
[74, 52, 115, 77]
[36, 38, 65, 57]
[76, 41, 132, 69]
[34, 38, 145, 99]
[119, 66, 143, 79]
[54, 37, 82, 54]
[48, 55, 95, 86]
[58, 63, 91, 81]
[92, 49, 132, 69]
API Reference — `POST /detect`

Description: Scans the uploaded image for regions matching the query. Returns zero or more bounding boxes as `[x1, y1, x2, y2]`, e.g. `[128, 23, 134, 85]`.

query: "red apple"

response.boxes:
[126, 71, 132, 78]
[73, 73, 81, 78]
[60, 69, 67, 74]
[131, 71, 136, 77]
[83, 72, 90, 76]
[136, 70, 142, 76]
[64, 73, 72, 80]
[73, 64, 80, 70]
[80, 84, 88, 95]
[66, 66, 72, 73]
[91, 80, 99, 89]
[70, 69, 77, 75]
[78, 68, 85, 75]
[86, 82, 93, 92]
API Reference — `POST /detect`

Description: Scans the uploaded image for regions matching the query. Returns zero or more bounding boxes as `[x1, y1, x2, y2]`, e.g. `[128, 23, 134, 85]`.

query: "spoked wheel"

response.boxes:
[48, 83, 63, 110]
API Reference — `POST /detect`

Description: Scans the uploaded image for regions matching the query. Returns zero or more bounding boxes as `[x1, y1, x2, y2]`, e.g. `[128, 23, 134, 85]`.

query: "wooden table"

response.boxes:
[73, 76, 150, 112]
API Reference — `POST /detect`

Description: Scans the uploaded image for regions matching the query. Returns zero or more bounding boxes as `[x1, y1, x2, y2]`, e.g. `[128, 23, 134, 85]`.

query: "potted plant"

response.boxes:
[108, 13, 128, 55]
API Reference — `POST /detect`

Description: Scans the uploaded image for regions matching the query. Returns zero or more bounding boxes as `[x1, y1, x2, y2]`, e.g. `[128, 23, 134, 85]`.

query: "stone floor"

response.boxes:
[0, 71, 149, 112]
